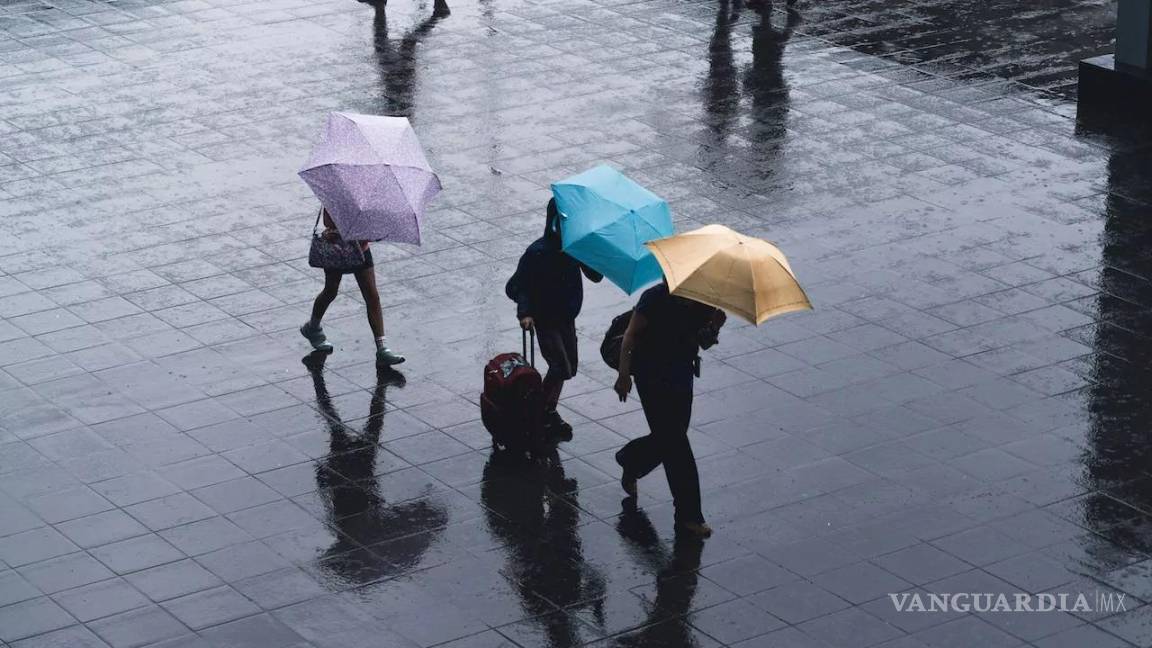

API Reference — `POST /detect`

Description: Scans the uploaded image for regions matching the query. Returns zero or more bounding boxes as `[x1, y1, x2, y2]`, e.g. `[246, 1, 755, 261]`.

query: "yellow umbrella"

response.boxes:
[644, 224, 812, 325]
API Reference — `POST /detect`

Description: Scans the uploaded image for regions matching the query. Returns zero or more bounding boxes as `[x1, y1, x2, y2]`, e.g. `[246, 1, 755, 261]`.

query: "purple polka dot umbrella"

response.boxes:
[299, 112, 441, 245]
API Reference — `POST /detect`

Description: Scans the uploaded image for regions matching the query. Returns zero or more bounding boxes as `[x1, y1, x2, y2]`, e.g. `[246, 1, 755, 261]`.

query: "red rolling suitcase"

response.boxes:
[480, 330, 545, 454]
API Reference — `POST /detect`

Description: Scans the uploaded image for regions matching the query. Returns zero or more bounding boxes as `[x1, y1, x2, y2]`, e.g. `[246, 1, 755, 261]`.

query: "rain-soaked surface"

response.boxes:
[1, 0, 1151, 646]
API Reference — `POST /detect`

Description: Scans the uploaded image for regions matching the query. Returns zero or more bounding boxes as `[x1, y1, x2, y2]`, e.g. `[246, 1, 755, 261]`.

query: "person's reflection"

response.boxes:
[743, 1, 799, 176]
[480, 451, 605, 646]
[699, 0, 741, 172]
[305, 352, 447, 584]
[612, 503, 706, 646]
[367, 0, 449, 117]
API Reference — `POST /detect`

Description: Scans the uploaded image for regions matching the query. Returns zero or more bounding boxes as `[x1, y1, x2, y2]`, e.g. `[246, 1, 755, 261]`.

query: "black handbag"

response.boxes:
[308, 209, 365, 272]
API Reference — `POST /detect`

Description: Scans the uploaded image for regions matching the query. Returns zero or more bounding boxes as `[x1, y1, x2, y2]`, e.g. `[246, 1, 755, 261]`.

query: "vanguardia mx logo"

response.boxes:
[889, 590, 1128, 613]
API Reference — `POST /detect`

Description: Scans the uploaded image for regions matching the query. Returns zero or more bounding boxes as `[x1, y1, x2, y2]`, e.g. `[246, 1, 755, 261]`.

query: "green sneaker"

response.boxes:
[300, 322, 333, 352]
[376, 346, 405, 366]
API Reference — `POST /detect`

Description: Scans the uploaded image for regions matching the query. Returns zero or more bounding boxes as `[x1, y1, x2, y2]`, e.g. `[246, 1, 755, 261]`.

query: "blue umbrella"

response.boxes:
[550, 165, 674, 294]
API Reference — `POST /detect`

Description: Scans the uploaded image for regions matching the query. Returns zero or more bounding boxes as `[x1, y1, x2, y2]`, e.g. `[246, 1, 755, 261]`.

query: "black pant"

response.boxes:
[617, 368, 703, 525]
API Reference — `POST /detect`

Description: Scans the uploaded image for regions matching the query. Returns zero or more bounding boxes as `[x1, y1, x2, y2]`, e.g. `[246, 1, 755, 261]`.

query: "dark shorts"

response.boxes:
[536, 320, 578, 380]
[325, 249, 374, 276]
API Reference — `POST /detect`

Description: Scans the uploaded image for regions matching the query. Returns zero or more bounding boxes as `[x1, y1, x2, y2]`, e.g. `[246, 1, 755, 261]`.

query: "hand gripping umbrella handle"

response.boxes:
[523, 328, 535, 367]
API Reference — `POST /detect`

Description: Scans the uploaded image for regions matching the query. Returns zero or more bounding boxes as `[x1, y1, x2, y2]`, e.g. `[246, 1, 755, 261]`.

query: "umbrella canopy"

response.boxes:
[551, 165, 673, 294]
[645, 224, 812, 325]
[299, 112, 441, 244]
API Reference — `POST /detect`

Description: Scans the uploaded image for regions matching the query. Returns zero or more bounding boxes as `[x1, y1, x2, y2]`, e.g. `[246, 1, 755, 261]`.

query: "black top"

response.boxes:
[632, 284, 720, 375]
[506, 200, 602, 324]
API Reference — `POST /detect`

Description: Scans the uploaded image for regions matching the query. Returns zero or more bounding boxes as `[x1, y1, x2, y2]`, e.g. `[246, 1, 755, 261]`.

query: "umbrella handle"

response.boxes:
[523, 328, 535, 367]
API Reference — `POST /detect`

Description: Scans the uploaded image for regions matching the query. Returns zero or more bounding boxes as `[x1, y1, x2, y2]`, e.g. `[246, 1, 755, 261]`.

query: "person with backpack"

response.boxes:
[612, 279, 726, 538]
[506, 199, 603, 438]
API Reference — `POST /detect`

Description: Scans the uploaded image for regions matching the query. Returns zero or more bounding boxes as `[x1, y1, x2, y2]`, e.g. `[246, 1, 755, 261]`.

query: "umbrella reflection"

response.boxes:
[612, 503, 707, 646]
[481, 451, 606, 646]
[304, 352, 447, 585]
[370, 1, 449, 118]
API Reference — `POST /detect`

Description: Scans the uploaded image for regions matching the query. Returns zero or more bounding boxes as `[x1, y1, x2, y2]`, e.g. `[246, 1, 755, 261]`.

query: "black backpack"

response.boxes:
[600, 307, 726, 373]
[600, 310, 632, 370]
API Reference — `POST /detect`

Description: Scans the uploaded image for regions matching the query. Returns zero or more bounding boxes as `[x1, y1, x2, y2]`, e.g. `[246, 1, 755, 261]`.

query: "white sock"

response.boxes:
[375, 336, 386, 350]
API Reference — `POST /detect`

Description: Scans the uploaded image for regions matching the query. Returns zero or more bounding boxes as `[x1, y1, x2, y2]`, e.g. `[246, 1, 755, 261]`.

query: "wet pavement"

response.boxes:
[1, 0, 1152, 646]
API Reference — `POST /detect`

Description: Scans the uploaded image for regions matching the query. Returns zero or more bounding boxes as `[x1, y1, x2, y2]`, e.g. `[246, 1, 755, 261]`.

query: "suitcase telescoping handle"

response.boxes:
[523, 328, 535, 367]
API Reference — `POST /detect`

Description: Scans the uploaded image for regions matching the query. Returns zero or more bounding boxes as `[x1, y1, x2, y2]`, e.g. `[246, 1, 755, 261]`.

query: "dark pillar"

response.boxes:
[1079, 0, 1152, 119]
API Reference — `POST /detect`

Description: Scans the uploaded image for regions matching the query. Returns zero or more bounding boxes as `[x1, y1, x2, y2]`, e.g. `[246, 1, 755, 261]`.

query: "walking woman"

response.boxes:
[613, 280, 726, 538]
[300, 207, 405, 365]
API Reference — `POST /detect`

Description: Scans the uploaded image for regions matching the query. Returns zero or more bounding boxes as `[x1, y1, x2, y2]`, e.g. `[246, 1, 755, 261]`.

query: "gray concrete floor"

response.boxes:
[1, 0, 1151, 646]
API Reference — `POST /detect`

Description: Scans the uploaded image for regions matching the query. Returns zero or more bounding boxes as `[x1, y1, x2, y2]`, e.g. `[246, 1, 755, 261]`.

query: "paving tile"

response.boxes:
[797, 608, 905, 648]
[88, 606, 188, 648]
[0, 570, 42, 608]
[690, 597, 786, 644]
[124, 494, 216, 532]
[52, 578, 150, 623]
[18, 553, 115, 595]
[89, 534, 185, 576]
[0, 526, 79, 567]
[9, 625, 112, 648]
[124, 560, 223, 604]
[55, 510, 149, 549]
[910, 616, 1021, 648]
[873, 543, 973, 585]
[749, 582, 852, 625]
[0, 597, 77, 643]
[195, 613, 307, 648]
[813, 562, 914, 605]
[161, 585, 260, 631]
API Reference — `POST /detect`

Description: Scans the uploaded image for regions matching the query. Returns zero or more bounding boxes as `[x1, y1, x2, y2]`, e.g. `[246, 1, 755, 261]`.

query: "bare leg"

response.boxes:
[352, 267, 384, 339]
[311, 271, 343, 325]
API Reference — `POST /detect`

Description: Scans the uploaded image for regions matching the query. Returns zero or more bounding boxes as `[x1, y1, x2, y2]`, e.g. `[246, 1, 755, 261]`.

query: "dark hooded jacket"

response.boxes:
[506, 199, 602, 324]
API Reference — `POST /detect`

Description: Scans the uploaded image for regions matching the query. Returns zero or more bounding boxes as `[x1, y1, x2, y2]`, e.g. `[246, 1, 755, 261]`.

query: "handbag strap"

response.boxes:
[312, 208, 323, 236]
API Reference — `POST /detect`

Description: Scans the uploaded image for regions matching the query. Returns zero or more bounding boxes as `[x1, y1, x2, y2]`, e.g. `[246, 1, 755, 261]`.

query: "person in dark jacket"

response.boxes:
[613, 280, 726, 538]
[506, 198, 603, 437]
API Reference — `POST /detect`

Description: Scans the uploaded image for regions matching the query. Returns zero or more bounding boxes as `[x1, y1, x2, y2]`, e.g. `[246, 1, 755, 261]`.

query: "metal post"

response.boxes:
[1116, 0, 1152, 70]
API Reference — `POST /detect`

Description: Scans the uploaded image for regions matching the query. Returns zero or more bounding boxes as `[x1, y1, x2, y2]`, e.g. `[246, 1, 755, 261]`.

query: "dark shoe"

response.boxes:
[376, 346, 405, 366]
[300, 322, 333, 352]
[674, 521, 713, 538]
[620, 474, 637, 498]
[615, 448, 638, 498]
[544, 411, 573, 441]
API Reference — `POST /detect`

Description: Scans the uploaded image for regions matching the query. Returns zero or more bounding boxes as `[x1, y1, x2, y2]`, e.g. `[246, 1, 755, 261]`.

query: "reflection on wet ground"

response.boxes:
[306, 354, 448, 586]
[795, 0, 1117, 97]
[1, 0, 1152, 645]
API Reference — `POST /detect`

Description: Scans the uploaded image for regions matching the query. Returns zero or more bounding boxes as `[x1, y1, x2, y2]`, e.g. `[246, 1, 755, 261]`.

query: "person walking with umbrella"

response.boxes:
[301, 207, 406, 366]
[614, 225, 812, 538]
[297, 112, 442, 366]
[506, 199, 603, 438]
[612, 278, 727, 539]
